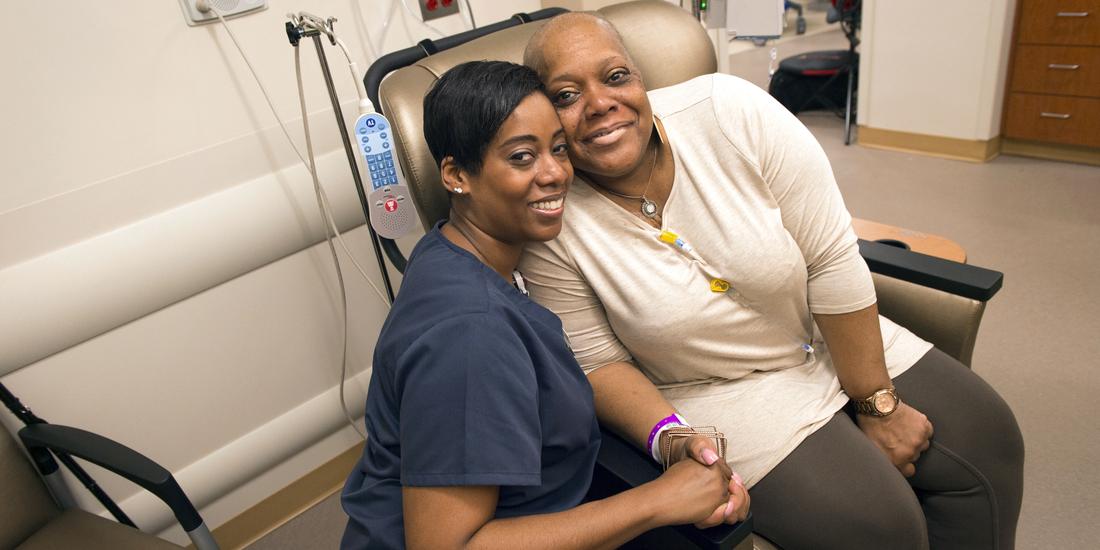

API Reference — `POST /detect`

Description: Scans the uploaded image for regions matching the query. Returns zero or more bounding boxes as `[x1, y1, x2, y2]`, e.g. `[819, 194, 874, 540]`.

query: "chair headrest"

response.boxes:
[379, 0, 716, 230]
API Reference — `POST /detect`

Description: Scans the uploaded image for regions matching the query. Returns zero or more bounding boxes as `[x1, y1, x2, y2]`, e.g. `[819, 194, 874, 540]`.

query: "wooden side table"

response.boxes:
[852, 218, 967, 263]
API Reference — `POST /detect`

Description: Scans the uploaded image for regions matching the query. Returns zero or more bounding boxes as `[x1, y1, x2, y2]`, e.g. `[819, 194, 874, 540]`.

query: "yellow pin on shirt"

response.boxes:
[710, 278, 731, 293]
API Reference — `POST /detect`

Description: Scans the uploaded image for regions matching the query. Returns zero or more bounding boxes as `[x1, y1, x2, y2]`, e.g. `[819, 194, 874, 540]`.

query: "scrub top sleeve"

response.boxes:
[520, 241, 633, 374]
[396, 314, 543, 487]
[711, 74, 876, 314]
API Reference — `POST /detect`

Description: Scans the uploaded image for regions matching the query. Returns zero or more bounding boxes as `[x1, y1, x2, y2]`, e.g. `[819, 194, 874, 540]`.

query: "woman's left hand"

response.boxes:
[857, 402, 934, 477]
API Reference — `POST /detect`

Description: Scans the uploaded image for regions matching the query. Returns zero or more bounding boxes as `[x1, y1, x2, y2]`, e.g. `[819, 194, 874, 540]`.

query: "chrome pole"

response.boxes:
[293, 21, 396, 303]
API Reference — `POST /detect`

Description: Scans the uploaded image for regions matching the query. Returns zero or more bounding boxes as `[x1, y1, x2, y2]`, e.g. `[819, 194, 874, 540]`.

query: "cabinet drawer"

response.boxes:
[1004, 93, 1100, 146]
[1011, 45, 1100, 96]
[1019, 0, 1100, 45]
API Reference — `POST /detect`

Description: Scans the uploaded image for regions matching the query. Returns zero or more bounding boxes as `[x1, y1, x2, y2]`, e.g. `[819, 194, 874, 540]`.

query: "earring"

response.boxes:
[454, 187, 463, 194]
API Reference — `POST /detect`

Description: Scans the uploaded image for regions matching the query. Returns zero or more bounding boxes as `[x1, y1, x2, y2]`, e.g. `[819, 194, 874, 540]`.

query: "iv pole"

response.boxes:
[286, 15, 396, 303]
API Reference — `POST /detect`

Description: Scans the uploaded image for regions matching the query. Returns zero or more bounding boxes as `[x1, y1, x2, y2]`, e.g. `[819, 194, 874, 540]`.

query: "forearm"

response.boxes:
[814, 302, 891, 399]
[467, 484, 661, 550]
[587, 362, 677, 449]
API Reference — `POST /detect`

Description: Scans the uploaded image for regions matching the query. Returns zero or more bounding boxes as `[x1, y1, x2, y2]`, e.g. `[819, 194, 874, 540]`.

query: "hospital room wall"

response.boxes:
[857, 0, 1019, 142]
[0, 0, 537, 545]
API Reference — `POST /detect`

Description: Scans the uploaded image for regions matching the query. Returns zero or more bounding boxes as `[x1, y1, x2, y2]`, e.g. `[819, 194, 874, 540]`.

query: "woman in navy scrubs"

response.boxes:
[340, 61, 746, 549]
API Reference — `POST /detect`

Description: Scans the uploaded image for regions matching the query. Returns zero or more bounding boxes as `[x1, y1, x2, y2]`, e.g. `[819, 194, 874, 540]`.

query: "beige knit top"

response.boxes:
[518, 74, 932, 487]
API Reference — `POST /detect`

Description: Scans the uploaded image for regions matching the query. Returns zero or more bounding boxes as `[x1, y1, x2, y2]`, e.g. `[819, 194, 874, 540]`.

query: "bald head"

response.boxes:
[524, 12, 636, 79]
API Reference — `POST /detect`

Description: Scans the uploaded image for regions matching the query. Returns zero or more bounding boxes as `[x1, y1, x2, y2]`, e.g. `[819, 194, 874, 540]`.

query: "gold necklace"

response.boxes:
[591, 144, 661, 219]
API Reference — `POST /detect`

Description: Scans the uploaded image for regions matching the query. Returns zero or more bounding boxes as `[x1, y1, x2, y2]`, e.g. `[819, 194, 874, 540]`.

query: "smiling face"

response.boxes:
[447, 93, 573, 245]
[532, 16, 653, 180]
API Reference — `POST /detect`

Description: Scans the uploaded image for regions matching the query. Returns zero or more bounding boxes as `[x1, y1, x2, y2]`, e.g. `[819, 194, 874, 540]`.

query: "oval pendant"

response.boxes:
[641, 198, 659, 219]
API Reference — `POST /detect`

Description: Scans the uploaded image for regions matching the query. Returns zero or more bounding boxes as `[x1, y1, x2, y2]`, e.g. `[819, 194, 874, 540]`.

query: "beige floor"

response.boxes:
[248, 28, 1100, 550]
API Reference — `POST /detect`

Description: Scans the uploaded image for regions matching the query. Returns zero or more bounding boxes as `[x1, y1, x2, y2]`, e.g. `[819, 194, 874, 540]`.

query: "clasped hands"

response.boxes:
[656, 434, 750, 528]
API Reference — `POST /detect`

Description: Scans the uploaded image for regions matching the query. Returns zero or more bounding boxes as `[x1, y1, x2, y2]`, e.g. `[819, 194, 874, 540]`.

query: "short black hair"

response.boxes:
[423, 61, 545, 175]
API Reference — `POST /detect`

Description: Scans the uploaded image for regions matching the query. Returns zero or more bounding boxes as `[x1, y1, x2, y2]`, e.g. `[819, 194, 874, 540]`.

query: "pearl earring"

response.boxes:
[454, 187, 463, 194]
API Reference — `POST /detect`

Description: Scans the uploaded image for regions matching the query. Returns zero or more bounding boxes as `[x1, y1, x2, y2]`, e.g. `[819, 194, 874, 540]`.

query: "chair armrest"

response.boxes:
[18, 424, 203, 533]
[872, 273, 988, 366]
[592, 428, 754, 550]
[858, 239, 1003, 301]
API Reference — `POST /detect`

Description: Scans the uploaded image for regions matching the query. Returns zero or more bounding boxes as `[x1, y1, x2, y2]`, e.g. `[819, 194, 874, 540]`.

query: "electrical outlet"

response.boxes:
[179, 0, 267, 26]
[419, 0, 459, 22]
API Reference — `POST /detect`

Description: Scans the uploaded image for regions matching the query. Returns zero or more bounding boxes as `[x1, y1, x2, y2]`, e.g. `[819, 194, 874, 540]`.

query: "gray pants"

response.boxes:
[749, 348, 1025, 550]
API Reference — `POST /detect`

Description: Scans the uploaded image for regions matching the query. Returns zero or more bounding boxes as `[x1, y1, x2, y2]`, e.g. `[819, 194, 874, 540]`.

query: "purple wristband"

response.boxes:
[647, 413, 688, 462]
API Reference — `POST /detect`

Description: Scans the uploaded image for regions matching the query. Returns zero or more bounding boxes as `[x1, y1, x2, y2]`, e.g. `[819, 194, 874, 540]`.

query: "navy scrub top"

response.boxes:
[341, 222, 601, 550]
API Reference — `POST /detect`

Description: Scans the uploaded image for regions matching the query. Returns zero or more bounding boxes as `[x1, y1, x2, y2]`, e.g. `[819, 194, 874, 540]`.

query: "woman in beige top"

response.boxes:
[519, 13, 1024, 550]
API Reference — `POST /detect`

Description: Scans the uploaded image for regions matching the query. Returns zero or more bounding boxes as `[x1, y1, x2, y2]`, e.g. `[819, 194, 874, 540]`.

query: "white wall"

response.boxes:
[0, 0, 537, 544]
[857, 0, 1018, 141]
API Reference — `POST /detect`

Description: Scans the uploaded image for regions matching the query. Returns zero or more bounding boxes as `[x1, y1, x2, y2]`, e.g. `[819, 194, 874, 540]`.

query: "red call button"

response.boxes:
[384, 199, 399, 212]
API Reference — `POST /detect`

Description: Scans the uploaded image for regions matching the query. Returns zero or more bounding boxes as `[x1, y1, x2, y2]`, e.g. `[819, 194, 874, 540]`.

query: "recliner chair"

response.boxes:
[1, 418, 216, 549]
[364, 1, 1002, 547]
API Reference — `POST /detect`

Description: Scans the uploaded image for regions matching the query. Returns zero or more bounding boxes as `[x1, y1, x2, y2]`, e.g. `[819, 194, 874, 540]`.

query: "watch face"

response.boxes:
[873, 391, 898, 414]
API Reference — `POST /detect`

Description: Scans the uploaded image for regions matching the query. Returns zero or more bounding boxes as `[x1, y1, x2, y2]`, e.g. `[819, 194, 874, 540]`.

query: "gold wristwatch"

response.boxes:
[853, 387, 901, 417]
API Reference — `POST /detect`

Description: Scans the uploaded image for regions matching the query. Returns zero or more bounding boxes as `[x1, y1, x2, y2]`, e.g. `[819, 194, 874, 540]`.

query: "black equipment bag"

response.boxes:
[768, 50, 858, 115]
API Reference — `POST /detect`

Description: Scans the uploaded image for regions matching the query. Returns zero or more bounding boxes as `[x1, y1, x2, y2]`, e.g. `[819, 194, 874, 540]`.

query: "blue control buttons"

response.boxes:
[359, 116, 399, 191]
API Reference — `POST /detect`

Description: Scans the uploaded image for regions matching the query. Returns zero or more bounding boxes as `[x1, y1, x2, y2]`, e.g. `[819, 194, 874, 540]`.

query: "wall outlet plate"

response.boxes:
[179, 0, 267, 26]
[419, 0, 459, 22]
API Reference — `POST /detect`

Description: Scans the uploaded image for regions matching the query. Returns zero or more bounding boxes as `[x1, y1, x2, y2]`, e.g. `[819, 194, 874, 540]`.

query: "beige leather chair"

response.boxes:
[371, 1, 1002, 548]
[1, 427, 172, 548]
[1, 421, 214, 549]
[377, 0, 997, 370]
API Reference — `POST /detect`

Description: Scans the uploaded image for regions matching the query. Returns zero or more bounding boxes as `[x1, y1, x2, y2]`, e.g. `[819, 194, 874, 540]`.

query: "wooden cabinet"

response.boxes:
[1003, 0, 1100, 153]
